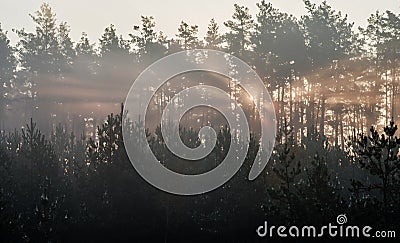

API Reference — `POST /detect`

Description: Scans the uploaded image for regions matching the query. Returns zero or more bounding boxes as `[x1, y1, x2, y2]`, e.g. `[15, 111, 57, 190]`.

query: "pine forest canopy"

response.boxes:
[0, 1, 400, 242]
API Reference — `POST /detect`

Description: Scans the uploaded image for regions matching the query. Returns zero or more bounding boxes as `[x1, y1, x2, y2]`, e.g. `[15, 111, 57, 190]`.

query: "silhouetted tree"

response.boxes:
[350, 121, 400, 225]
[224, 4, 254, 57]
[204, 18, 223, 49]
[176, 21, 199, 50]
[0, 24, 17, 123]
[15, 3, 61, 74]
[74, 32, 98, 75]
[130, 16, 166, 63]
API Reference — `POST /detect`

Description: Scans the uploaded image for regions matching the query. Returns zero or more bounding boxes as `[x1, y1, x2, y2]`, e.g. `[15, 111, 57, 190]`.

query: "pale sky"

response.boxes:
[1, 0, 400, 44]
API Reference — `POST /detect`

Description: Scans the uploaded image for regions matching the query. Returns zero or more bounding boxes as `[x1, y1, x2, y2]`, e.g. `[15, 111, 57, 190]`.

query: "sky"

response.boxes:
[1, 0, 400, 45]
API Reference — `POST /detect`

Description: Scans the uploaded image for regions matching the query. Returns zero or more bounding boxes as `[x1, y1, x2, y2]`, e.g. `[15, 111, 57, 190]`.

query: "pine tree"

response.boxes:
[301, 0, 358, 68]
[268, 123, 302, 223]
[19, 119, 65, 241]
[130, 16, 166, 62]
[176, 21, 199, 50]
[224, 4, 254, 57]
[15, 3, 60, 74]
[75, 32, 97, 75]
[350, 121, 400, 224]
[99, 24, 129, 56]
[131, 16, 157, 53]
[57, 22, 75, 73]
[0, 24, 16, 121]
[204, 18, 222, 49]
[297, 153, 345, 225]
[98, 24, 132, 77]
[76, 32, 95, 56]
[362, 11, 400, 123]
[0, 24, 16, 87]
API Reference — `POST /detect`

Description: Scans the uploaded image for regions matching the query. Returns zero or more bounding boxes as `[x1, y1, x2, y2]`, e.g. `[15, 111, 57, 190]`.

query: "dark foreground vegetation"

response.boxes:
[1, 107, 400, 242]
